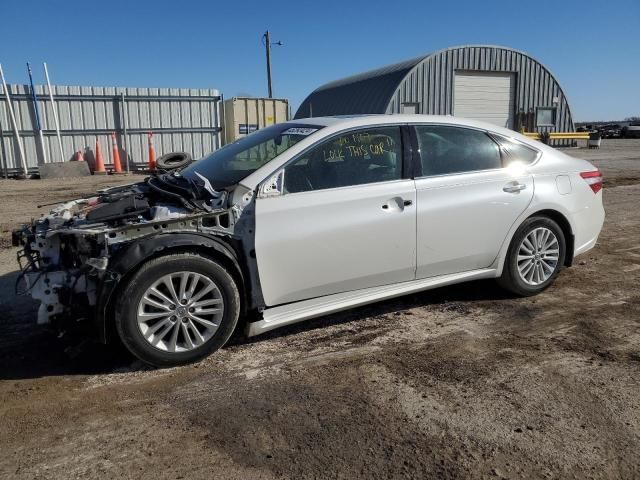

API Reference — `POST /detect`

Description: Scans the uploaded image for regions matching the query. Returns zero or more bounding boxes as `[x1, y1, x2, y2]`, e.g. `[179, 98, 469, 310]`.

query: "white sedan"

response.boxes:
[13, 115, 604, 366]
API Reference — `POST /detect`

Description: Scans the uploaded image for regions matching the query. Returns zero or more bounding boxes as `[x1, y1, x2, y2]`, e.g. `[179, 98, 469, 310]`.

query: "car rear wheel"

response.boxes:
[498, 216, 566, 296]
[115, 252, 240, 367]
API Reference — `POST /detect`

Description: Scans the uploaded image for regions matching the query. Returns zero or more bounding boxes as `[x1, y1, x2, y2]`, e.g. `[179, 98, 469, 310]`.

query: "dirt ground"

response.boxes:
[0, 140, 639, 479]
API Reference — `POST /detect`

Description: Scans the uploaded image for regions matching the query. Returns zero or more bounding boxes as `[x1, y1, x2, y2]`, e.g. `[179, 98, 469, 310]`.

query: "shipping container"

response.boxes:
[223, 97, 289, 144]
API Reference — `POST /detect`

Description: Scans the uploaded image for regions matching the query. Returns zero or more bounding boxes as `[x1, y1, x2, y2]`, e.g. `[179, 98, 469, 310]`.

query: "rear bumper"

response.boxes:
[572, 191, 605, 257]
[575, 234, 600, 257]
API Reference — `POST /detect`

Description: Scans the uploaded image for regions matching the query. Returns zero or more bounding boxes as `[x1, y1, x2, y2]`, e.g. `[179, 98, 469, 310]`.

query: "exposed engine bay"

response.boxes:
[12, 171, 260, 341]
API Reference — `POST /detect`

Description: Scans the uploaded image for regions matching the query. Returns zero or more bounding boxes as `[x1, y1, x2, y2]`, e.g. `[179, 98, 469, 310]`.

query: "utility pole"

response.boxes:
[262, 30, 282, 98]
[264, 30, 273, 98]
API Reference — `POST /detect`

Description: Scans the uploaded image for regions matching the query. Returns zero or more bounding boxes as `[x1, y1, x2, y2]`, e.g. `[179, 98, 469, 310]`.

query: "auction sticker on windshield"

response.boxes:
[282, 127, 318, 136]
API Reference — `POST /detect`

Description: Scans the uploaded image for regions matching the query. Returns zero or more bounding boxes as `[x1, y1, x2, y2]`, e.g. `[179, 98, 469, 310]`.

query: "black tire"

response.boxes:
[497, 216, 566, 296]
[115, 252, 240, 367]
[156, 152, 193, 171]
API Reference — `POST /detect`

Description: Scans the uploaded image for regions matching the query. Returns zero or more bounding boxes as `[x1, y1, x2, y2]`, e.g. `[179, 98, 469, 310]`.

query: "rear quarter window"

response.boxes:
[492, 135, 539, 166]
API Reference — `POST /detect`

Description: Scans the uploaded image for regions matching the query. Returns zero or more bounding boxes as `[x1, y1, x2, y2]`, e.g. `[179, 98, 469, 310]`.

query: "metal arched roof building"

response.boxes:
[295, 45, 574, 134]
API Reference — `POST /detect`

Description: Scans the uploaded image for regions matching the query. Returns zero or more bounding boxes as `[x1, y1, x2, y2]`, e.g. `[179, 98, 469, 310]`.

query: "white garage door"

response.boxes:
[454, 72, 515, 129]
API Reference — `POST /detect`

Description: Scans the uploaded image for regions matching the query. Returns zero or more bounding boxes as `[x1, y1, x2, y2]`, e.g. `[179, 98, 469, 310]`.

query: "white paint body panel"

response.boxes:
[255, 180, 417, 306]
[563, 173, 604, 255]
[247, 268, 496, 337]
[415, 169, 533, 278]
[243, 115, 604, 335]
[454, 72, 515, 129]
[556, 175, 572, 195]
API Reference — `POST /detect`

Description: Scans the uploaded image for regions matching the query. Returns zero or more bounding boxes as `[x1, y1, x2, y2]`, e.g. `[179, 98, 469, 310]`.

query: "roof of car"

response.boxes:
[240, 114, 555, 190]
[289, 114, 532, 142]
[290, 114, 489, 128]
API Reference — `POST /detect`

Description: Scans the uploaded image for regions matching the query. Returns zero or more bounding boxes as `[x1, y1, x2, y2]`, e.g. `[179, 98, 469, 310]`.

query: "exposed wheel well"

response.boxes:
[170, 246, 246, 305]
[527, 209, 574, 266]
[104, 244, 248, 344]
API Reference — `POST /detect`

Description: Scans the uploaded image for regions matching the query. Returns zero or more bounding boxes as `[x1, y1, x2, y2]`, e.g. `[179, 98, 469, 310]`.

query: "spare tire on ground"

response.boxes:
[156, 152, 193, 170]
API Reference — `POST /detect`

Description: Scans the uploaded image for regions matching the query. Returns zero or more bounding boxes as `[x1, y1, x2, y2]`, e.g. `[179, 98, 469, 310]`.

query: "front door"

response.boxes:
[254, 126, 417, 306]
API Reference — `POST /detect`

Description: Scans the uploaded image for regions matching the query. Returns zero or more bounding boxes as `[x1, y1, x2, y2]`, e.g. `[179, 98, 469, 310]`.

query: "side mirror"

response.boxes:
[259, 170, 285, 198]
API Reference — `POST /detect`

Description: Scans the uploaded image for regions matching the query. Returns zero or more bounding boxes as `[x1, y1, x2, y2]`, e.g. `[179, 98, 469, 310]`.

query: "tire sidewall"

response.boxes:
[505, 217, 566, 295]
[115, 254, 240, 367]
[156, 152, 192, 170]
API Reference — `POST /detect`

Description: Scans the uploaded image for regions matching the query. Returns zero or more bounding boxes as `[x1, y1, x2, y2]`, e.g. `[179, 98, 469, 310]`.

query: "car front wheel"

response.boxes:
[115, 252, 241, 367]
[498, 216, 566, 296]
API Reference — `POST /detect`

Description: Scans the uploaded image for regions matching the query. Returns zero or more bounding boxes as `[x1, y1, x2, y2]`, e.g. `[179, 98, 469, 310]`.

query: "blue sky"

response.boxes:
[1, 0, 638, 121]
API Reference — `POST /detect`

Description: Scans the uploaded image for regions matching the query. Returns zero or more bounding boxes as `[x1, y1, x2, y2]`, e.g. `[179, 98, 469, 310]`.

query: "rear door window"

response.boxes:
[415, 125, 501, 176]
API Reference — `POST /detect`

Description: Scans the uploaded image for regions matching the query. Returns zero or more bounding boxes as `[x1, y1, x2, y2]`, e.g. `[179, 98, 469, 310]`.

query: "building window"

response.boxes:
[401, 103, 419, 114]
[536, 107, 556, 127]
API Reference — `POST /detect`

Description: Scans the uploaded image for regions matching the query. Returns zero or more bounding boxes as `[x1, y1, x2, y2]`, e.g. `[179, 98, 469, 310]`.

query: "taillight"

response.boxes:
[580, 170, 603, 194]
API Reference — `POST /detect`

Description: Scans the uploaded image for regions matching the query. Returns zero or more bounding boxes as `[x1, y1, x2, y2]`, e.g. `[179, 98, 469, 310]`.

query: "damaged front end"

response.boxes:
[13, 171, 259, 341]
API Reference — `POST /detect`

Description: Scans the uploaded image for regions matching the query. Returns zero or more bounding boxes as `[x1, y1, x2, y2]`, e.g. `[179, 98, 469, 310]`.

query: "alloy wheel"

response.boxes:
[516, 227, 560, 286]
[136, 271, 224, 352]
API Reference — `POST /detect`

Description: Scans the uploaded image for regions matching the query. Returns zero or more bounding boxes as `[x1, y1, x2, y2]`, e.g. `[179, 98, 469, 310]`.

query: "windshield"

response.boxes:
[181, 123, 323, 189]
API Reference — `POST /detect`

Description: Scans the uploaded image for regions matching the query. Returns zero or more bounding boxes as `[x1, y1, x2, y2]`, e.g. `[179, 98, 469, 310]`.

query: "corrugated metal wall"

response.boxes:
[294, 56, 423, 119]
[0, 85, 222, 175]
[386, 46, 574, 134]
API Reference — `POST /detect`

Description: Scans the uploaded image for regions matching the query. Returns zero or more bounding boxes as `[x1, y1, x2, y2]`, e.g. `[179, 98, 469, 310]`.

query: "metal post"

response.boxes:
[264, 30, 273, 99]
[0, 118, 8, 178]
[43, 63, 64, 162]
[120, 92, 130, 173]
[0, 65, 28, 176]
[27, 63, 48, 165]
[244, 97, 249, 139]
[216, 93, 223, 149]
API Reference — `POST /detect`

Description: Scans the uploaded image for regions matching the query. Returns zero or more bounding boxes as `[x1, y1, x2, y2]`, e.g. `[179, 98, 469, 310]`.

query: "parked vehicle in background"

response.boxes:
[576, 125, 599, 134]
[622, 123, 640, 138]
[12, 115, 605, 367]
[598, 124, 622, 138]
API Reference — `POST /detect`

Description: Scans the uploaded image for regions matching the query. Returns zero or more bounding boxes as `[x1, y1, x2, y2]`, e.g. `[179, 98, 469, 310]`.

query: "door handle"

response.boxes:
[503, 182, 527, 193]
[382, 197, 412, 210]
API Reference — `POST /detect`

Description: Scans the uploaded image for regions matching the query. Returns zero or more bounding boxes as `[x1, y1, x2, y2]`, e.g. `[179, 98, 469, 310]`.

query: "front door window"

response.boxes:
[283, 127, 403, 193]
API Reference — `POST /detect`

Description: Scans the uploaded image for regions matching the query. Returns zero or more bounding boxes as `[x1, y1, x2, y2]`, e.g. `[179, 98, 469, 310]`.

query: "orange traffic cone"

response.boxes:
[74, 150, 84, 162]
[148, 132, 156, 171]
[111, 133, 124, 174]
[94, 138, 106, 175]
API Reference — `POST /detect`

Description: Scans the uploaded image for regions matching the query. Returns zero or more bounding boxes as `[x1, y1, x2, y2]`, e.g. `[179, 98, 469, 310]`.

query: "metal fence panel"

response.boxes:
[0, 83, 221, 175]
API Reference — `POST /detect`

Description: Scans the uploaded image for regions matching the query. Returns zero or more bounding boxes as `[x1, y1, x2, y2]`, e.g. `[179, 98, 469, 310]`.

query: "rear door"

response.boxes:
[254, 126, 417, 306]
[413, 124, 534, 278]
